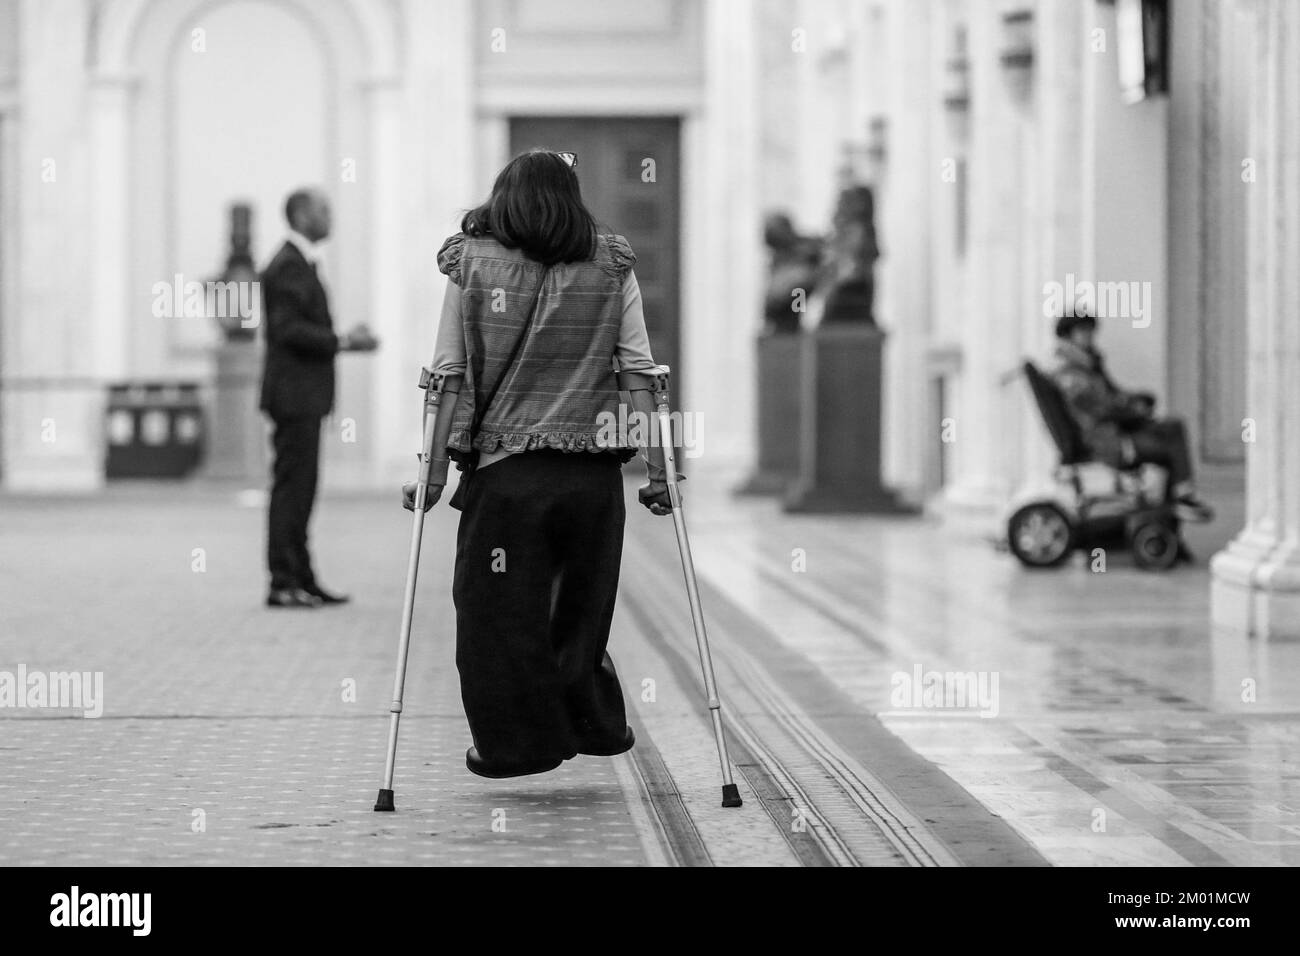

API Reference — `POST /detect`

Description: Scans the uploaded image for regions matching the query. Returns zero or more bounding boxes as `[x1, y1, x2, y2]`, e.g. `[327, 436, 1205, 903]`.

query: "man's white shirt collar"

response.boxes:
[286, 230, 320, 265]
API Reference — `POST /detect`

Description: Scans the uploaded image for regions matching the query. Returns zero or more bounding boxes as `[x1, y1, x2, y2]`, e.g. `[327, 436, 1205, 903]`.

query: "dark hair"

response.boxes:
[461, 150, 597, 266]
[284, 189, 314, 228]
[1055, 311, 1098, 339]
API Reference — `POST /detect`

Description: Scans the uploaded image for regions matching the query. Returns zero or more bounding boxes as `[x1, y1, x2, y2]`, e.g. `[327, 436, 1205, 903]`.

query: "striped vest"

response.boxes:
[436, 232, 639, 462]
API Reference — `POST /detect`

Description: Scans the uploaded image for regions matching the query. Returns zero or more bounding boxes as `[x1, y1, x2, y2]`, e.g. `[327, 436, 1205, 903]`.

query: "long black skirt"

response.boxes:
[452, 448, 629, 766]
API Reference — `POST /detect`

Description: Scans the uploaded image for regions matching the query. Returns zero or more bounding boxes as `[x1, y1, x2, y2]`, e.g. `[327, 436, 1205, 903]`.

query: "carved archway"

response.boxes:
[85, 0, 405, 484]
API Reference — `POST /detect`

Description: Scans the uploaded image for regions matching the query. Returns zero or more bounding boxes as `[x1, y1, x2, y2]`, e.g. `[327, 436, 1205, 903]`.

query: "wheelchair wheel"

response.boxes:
[1007, 503, 1074, 568]
[1131, 521, 1180, 571]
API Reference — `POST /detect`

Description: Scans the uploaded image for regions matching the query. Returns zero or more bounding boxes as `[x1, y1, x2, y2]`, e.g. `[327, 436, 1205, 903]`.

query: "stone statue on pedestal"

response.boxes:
[205, 202, 267, 482]
[214, 203, 258, 342]
[762, 212, 822, 335]
[820, 185, 880, 325]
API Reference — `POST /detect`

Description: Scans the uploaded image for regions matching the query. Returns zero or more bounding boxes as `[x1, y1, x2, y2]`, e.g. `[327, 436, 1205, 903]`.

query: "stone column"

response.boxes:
[691, 0, 760, 469]
[1017, 0, 1089, 495]
[4, 0, 100, 491]
[1210, 0, 1300, 639]
[88, 75, 133, 385]
[365, 77, 407, 484]
[876, 0, 933, 500]
[0, 82, 16, 486]
[933, 0, 1025, 521]
[368, 0, 475, 487]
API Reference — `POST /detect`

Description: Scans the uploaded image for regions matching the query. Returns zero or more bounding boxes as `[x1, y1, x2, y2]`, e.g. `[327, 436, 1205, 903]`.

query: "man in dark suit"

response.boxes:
[260, 187, 378, 608]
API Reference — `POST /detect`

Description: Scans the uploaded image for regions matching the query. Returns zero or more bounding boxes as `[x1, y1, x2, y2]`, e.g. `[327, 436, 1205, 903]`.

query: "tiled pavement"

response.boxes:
[1, 469, 1298, 866]
[0, 486, 659, 866]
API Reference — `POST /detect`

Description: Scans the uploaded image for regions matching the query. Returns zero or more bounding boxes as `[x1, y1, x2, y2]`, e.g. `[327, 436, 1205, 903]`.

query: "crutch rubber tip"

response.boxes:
[721, 784, 743, 808]
[374, 789, 395, 812]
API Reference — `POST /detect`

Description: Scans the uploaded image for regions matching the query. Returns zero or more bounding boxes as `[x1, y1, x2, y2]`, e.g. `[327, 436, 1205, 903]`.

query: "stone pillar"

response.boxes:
[0, 78, 16, 489]
[931, 0, 1025, 520]
[691, 0, 760, 470]
[371, 0, 476, 487]
[88, 76, 133, 385]
[876, 0, 933, 501]
[365, 78, 407, 485]
[4, 0, 100, 491]
[1210, 0, 1300, 640]
[1017, 0, 1089, 496]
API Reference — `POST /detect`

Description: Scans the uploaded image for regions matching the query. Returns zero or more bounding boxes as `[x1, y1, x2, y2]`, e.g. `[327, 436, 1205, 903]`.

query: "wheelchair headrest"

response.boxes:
[1022, 360, 1091, 465]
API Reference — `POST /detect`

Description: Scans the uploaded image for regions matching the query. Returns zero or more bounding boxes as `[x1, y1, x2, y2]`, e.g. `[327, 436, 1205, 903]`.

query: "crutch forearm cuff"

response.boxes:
[642, 455, 684, 483]
[419, 367, 463, 400]
[617, 365, 671, 393]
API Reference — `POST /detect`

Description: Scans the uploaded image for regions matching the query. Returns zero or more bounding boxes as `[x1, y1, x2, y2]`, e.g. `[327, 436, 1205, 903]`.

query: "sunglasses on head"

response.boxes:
[555, 151, 578, 168]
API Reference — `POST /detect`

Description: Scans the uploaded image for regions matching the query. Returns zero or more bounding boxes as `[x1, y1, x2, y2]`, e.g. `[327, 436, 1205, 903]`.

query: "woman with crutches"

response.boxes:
[400, 148, 677, 780]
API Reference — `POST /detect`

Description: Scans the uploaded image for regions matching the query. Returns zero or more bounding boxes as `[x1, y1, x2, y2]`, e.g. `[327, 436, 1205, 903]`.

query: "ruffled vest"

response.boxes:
[436, 232, 639, 462]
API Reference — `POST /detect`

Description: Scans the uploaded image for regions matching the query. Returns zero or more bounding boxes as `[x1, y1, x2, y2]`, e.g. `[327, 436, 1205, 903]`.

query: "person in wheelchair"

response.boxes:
[1050, 311, 1214, 523]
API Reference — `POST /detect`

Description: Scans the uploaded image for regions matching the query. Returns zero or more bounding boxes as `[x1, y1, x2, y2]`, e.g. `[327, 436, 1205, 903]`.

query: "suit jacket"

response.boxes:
[259, 241, 340, 419]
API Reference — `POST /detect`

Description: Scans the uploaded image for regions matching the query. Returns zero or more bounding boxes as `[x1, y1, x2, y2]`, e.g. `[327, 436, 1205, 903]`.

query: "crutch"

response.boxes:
[374, 367, 458, 812]
[621, 367, 743, 808]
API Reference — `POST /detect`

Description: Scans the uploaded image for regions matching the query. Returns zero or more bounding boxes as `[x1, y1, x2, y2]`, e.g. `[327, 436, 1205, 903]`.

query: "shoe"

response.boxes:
[1174, 493, 1215, 523]
[578, 726, 635, 757]
[465, 747, 562, 779]
[266, 588, 323, 609]
[305, 586, 350, 606]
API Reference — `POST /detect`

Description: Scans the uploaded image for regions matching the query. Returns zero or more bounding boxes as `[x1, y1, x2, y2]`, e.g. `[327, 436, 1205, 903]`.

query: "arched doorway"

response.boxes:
[89, 0, 402, 485]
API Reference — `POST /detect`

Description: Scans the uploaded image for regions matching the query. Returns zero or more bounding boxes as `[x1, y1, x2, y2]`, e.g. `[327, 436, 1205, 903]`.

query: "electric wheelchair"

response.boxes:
[1005, 361, 1186, 571]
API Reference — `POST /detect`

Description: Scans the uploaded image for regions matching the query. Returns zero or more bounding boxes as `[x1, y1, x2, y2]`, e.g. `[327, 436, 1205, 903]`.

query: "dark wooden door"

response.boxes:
[509, 118, 681, 392]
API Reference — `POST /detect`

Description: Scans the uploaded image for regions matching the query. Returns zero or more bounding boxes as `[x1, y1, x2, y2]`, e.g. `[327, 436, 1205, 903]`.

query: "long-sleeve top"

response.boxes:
[430, 269, 658, 470]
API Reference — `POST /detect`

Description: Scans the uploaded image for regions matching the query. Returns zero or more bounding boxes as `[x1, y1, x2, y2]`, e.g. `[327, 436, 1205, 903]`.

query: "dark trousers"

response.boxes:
[1130, 418, 1193, 492]
[267, 415, 323, 591]
[452, 449, 628, 766]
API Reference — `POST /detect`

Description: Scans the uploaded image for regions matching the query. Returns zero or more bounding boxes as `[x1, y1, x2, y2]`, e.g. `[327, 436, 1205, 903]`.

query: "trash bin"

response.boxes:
[105, 382, 205, 478]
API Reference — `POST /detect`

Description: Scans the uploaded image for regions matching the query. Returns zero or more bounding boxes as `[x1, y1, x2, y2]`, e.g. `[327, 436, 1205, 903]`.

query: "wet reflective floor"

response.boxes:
[686, 469, 1300, 866]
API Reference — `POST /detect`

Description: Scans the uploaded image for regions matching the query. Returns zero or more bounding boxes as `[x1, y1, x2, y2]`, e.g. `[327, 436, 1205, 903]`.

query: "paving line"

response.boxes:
[621, 706, 714, 867]
[721, 711, 857, 867]
[646, 550, 946, 865]
[728, 648, 961, 867]
[609, 750, 675, 867]
[623, 550, 856, 865]
[618, 588, 831, 866]
[629, 534, 975, 866]
[624, 541, 937, 866]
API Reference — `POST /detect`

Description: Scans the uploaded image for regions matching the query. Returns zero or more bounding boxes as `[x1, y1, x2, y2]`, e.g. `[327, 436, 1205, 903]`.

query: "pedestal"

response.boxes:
[734, 328, 803, 495]
[783, 323, 914, 514]
[205, 340, 267, 483]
